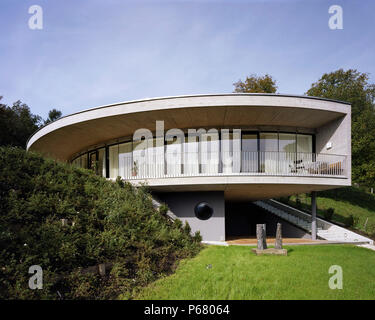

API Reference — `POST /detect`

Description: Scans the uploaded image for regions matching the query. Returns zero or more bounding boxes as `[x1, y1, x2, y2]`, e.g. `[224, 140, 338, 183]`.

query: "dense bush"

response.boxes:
[345, 214, 360, 228]
[295, 197, 302, 208]
[323, 208, 334, 221]
[0, 147, 201, 299]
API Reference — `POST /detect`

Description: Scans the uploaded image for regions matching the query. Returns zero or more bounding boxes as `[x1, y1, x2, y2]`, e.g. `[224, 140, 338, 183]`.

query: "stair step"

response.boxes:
[256, 201, 328, 233]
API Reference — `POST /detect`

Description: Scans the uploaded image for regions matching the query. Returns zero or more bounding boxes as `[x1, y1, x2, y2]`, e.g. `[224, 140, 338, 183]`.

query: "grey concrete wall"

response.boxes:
[315, 111, 351, 182]
[157, 191, 225, 241]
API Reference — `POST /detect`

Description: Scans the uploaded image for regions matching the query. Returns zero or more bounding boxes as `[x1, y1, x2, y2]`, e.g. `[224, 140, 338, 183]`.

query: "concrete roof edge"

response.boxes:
[26, 93, 351, 150]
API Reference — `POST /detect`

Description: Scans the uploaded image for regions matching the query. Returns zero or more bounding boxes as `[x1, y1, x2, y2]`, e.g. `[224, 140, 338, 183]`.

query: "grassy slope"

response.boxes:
[285, 189, 375, 237]
[136, 245, 375, 300]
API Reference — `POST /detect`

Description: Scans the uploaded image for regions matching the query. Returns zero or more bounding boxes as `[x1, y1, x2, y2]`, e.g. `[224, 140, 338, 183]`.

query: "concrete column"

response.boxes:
[311, 191, 317, 240]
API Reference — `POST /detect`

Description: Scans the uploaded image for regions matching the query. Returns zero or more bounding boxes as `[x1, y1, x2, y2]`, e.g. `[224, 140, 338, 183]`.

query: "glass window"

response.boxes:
[109, 145, 119, 179]
[184, 135, 199, 175]
[297, 134, 313, 153]
[221, 130, 241, 173]
[119, 142, 132, 178]
[242, 134, 258, 152]
[87, 149, 105, 177]
[80, 153, 88, 169]
[71, 156, 81, 168]
[165, 135, 182, 176]
[279, 133, 296, 154]
[77, 154, 83, 168]
[153, 137, 165, 177]
[242, 133, 258, 173]
[260, 133, 278, 152]
[133, 137, 154, 178]
[72, 131, 314, 178]
[260, 133, 278, 173]
[200, 130, 219, 174]
[278, 134, 296, 173]
[98, 148, 106, 177]
[89, 151, 97, 171]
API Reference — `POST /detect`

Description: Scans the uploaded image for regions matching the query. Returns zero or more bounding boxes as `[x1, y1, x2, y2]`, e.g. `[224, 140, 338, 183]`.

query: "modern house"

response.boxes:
[27, 94, 354, 243]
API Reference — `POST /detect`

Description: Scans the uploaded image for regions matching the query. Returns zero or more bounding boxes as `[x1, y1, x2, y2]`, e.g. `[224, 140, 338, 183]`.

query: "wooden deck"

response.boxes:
[226, 236, 324, 245]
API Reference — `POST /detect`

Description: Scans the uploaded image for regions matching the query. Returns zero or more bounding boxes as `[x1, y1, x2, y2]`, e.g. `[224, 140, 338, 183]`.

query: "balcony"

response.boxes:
[117, 151, 348, 180]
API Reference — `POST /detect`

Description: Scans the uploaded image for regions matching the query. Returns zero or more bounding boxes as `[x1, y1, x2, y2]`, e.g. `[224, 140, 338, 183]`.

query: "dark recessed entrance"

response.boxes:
[225, 202, 309, 240]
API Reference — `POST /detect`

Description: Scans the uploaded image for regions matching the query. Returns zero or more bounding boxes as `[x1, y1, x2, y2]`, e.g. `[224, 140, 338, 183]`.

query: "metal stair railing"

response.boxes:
[254, 200, 316, 232]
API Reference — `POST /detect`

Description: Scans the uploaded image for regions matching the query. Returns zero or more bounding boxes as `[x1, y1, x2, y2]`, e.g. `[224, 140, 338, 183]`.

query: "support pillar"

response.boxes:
[311, 191, 317, 240]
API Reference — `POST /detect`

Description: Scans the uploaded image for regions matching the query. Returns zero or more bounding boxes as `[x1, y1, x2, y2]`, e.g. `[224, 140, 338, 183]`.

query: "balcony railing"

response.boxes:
[117, 151, 347, 180]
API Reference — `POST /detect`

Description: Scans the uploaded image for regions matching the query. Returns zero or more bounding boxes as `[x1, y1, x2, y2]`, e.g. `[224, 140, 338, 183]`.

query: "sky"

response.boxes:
[0, 0, 374, 119]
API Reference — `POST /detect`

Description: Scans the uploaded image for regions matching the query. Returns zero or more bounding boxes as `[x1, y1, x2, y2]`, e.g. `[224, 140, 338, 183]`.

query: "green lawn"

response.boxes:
[135, 245, 375, 300]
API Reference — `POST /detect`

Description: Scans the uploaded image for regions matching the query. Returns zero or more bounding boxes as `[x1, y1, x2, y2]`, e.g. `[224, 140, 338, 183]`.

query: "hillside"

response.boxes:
[278, 188, 375, 239]
[0, 147, 201, 299]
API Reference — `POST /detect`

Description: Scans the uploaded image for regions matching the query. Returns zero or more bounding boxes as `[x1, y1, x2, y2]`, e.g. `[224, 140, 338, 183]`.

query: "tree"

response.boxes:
[233, 74, 277, 93]
[0, 96, 42, 148]
[306, 69, 375, 186]
[44, 108, 62, 125]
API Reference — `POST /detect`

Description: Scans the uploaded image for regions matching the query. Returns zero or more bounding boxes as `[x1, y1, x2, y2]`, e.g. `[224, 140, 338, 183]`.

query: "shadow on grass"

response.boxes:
[286, 248, 294, 255]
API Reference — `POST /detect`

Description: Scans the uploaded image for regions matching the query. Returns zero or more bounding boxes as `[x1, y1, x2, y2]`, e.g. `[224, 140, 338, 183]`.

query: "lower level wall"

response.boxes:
[156, 191, 225, 242]
[156, 192, 310, 241]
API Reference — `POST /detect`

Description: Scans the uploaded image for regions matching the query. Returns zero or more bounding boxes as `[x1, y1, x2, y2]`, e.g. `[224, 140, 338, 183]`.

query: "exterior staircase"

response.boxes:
[254, 199, 373, 245]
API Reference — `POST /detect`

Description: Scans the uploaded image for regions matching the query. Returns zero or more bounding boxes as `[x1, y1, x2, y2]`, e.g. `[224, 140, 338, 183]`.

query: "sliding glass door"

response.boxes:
[260, 133, 278, 173]
[166, 136, 182, 176]
[77, 130, 315, 179]
[297, 134, 313, 153]
[242, 133, 258, 173]
[278, 133, 296, 174]
[200, 131, 220, 174]
[297, 134, 314, 168]
[221, 130, 241, 173]
[118, 142, 132, 178]
[184, 136, 199, 175]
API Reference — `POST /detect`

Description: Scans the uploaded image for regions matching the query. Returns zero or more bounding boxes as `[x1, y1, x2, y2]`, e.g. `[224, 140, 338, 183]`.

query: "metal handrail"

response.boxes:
[115, 151, 347, 179]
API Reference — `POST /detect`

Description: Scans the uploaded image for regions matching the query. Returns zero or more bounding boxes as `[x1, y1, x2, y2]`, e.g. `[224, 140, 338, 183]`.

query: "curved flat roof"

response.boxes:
[27, 93, 350, 161]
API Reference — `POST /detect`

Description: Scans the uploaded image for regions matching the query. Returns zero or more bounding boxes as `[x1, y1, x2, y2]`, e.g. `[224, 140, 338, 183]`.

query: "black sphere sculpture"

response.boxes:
[194, 202, 213, 220]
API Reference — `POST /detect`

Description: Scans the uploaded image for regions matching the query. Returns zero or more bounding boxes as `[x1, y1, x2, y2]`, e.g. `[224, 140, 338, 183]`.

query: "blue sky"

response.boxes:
[1, 0, 374, 118]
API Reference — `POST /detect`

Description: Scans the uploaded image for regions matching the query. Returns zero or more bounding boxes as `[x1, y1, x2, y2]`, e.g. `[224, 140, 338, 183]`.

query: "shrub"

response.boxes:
[0, 147, 201, 299]
[323, 208, 335, 221]
[346, 215, 353, 227]
[183, 221, 191, 235]
[295, 197, 302, 208]
[193, 231, 202, 243]
[158, 204, 169, 217]
[174, 218, 183, 229]
[345, 214, 359, 227]
[278, 196, 290, 205]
